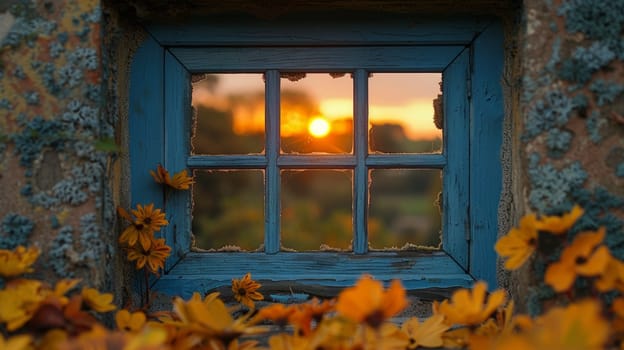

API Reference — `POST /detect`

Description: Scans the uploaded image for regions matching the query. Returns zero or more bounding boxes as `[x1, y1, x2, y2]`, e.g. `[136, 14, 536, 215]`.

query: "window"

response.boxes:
[128, 14, 504, 298]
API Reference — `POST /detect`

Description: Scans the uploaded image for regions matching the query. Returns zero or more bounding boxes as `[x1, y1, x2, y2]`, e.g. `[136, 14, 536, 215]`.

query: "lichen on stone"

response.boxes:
[586, 110, 607, 143]
[528, 153, 588, 213]
[49, 226, 75, 278]
[79, 213, 107, 262]
[0, 213, 34, 249]
[589, 79, 624, 106]
[545, 128, 573, 158]
[11, 115, 67, 168]
[524, 90, 577, 139]
[558, 41, 615, 84]
[558, 0, 624, 41]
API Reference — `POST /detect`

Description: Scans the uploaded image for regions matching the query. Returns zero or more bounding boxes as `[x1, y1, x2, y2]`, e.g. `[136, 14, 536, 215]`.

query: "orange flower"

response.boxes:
[401, 314, 449, 348]
[132, 204, 168, 235]
[335, 275, 408, 328]
[544, 228, 610, 292]
[0, 246, 40, 278]
[594, 255, 624, 292]
[115, 309, 146, 333]
[530, 299, 609, 350]
[535, 205, 584, 235]
[127, 237, 171, 274]
[232, 273, 263, 309]
[255, 304, 296, 326]
[495, 214, 539, 270]
[118, 204, 168, 250]
[81, 288, 116, 313]
[150, 164, 194, 190]
[435, 281, 506, 326]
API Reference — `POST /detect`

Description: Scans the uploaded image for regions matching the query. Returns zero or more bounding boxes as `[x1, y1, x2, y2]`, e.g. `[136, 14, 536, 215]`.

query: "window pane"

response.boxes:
[369, 73, 443, 154]
[281, 170, 352, 251]
[192, 170, 264, 251]
[281, 73, 353, 154]
[191, 73, 265, 154]
[368, 169, 442, 249]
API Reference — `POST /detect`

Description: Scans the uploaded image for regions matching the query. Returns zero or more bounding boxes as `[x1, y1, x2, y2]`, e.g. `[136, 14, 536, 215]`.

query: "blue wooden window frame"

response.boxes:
[128, 15, 504, 298]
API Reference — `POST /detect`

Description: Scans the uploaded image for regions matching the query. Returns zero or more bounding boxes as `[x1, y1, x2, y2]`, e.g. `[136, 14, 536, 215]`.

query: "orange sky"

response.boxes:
[192, 73, 442, 141]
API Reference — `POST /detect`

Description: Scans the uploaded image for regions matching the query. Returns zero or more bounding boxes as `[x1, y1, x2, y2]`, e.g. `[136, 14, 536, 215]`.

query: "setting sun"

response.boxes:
[308, 117, 331, 138]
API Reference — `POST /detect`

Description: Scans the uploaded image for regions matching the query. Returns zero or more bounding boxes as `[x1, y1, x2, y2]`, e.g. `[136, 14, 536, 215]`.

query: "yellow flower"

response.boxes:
[127, 237, 171, 274]
[530, 299, 609, 350]
[81, 287, 116, 313]
[231, 273, 263, 309]
[0, 279, 44, 331]
[116, 309, 147, 333]
[336, 275, 408, 329]
[401, 314, 449, 348]
[536, 205, 584, 234]
[0, 334, 31, 350]
[495, 214, 539, 270]
[544, 228, 610, 292]
[118, 204, 168, 250]
[0, 246, 40, 278]
[150, 164, 195, 190]
[172, 292, 266, 344]
[435, 281, 506, 326]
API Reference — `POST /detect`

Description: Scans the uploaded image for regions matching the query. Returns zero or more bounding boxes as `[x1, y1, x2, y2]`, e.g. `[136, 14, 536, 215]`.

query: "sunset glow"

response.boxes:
[308, 117, 331, 138]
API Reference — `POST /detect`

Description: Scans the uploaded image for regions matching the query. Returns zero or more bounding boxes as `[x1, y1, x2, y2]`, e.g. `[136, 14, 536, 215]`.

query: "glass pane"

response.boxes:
[191, 73, 265, 154]
[281, 170, 352, 251]
[368, 169, 442, 249]
[369, 73, 443, 154]
[281, 73, 353, 154]
[192, 170, 264, 251]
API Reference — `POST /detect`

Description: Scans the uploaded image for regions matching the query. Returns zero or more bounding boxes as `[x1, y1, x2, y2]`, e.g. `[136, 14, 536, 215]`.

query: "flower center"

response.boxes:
[238, 288, 247, 296]
[134, 223, 144, 230]
[575, 256, 588, 265]
[143, 217, 152, 225]
[364, 309, 385, 329]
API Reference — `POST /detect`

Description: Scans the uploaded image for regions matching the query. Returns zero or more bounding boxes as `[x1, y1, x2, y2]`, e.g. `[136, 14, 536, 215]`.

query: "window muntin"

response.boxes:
[129, 17, 503, 297]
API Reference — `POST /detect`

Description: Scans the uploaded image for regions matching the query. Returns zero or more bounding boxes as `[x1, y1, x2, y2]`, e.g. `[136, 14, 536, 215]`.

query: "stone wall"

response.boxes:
[0, 0, 120, 297]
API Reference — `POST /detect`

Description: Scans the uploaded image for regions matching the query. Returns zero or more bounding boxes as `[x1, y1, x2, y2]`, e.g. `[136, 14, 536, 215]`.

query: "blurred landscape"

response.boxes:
[191, 74, 442, 251]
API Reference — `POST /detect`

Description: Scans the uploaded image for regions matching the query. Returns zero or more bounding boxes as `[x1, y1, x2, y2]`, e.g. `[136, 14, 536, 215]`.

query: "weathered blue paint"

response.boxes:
[264, 70, 281, 254]
[353, 69, 368, 254]
[128, 36, 165, 210]
[152, 251, 474, 299]
[469, 22, 504, 288]
[169, 46, 463, 73]
[442, 48, 470, 271]
[131, 16, 505, 295]
[164, 51, 192, 267]
[128, 36, 167, 289]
